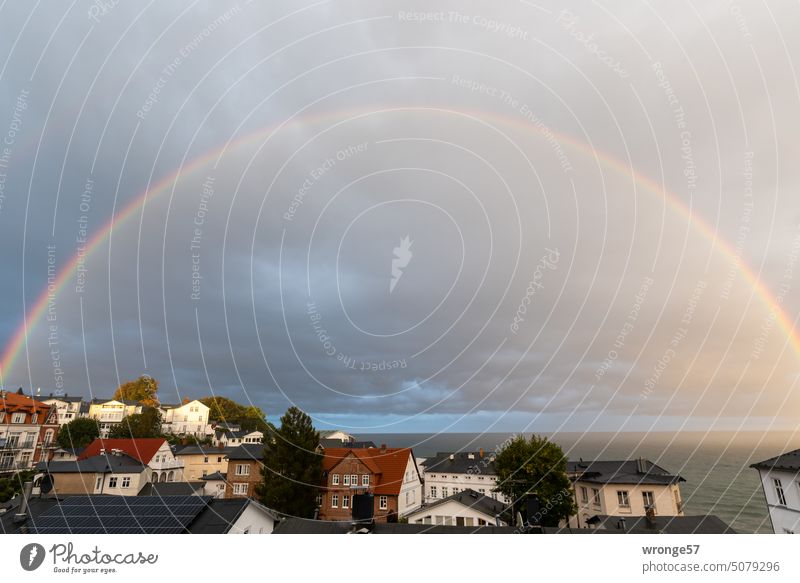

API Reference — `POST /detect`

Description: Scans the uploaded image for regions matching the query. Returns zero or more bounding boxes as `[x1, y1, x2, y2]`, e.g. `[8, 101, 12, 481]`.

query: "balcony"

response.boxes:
[0, 439, 36, 450]
[149, 459, 184, 471]
[0, 460, 32, 472]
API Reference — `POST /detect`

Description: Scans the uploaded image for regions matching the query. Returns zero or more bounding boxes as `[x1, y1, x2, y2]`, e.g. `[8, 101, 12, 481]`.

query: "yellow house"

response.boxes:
[175, 444, 236, 480]
[87, 399, 143, 437]
[567, 458, 685, 529]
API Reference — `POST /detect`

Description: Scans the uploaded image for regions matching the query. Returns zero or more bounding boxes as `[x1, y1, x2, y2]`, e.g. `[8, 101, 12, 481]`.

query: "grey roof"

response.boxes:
[408, 488, 507, 519]
[750, 449, 800, 473]
[174, 444, 236, 457]
[227, 443, 263, 460]
[420, 452, 497, 475]
[319, 439, 377, 450]
[37, 453, 145, 474]
[138, 481, 205, 496]
[0, 495, 266, 534]
[37, 395, 84, 403]
[567, 459, 684, 485]
[200, 471, 227, 481]
[587, 514, 736, 534]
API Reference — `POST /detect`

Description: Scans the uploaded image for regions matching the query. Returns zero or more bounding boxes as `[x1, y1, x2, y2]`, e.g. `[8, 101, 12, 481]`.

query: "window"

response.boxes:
[95, 477, 102, 490]
[331, 494, 339, 508]
[580, 486, 589, 503]
[204, 456, 209, 463]
[233, 483, 248, 495]
[108, 477, 118, 488]
[315, 494, 322, 507]
[235, 464, 250, 476]
[430, 486, 438, 498]
[617, 490, 630, 507]
[0, 412, 4, 422]
[342, 495, 350, 509]
[351, 474, 357, 486]
[11, 413, 25, 424]
[379, 495, 388, 510]
[202, 470, 208, 477]
[31, 414, 38, 424]
[642, 491, 656, 512]
[442, 487, 449, 497]
[217, 456, 223, 463]
[405, 492, 410, 505]
[343, 474, 350, 486]
[122, 477, 131, 488]
[774, 479, 787, 506]
[479, 488, 486, 495]
[332, 474, 340, 485]
[592, 488, 601, 507]
[362, 474, 369, 487]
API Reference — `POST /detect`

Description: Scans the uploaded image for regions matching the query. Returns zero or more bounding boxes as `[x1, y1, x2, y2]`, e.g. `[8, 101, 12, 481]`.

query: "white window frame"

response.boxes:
[580, 486, 588, 503]
[617, 490, 630, 507]
[343, 474, 350, 486]
[235, 463, 250, 476]
[332, 473, 340, 485]
[122, 477, 131, 488]
[233, 483, 248, 495]
[774, 479, 787, 506]
[108, 477, 118, 488]
[331, 494, 339, 508]
[362, 474, 369, 487]
[11, 412, 25, 424]
[379, 495, 388, 510]
[342, 495, 350, 509]
[430, 485, 437, 498]
[642, 491, 656, 512]
[350, 474, 357, 486]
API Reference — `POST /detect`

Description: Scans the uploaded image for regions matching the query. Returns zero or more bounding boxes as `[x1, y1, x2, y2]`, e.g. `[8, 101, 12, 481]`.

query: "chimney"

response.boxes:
[479, 448, 484, 458]
[636, 457, 647, 474]
[380, 444, 387, 452]
[449, 454, 454, 461]
[467, 453, 474, 460]
[617, 517, 627, 531]
[12, 481, 34, 524]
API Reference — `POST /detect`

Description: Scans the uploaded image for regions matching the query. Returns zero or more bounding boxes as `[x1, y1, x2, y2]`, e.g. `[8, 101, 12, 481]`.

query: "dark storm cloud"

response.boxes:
[1, 0, 799, 431]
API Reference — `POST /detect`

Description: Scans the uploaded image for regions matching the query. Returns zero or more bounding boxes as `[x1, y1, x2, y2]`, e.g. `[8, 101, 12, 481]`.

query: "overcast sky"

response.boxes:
[1, 1, 799, 433]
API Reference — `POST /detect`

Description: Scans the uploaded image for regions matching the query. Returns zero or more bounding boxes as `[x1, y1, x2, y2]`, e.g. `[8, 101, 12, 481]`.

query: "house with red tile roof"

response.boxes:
[0, 390, 59, 473]
[318, 445, 423, 522]
[80, 437, 184, 483]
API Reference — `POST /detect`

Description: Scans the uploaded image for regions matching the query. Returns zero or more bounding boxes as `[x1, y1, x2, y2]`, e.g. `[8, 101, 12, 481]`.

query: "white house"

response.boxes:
[405, 488, 508, 526]
[751, 449, 800, 534]
[81, 437, 185, 483]
[160, 400, 210, 437]
[214, 428, 263, 447]
[567, 459, 685, 529]
[38, 395, 85, 425]
[419, 451, 509, 505]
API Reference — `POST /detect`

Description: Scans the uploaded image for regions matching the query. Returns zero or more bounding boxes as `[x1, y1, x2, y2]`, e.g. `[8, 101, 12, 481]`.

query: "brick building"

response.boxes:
[0, 390, 59, 473]
[318, 446, 423, 522]
[225, 443, 263, 498]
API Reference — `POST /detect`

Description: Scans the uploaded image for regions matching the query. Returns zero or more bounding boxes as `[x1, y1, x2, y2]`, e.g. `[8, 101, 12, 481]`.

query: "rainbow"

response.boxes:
[2, 106, 798, 385]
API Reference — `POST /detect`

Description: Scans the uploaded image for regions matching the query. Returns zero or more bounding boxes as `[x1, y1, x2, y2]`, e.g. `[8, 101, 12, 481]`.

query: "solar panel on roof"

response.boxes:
[28, 496, 211, 534]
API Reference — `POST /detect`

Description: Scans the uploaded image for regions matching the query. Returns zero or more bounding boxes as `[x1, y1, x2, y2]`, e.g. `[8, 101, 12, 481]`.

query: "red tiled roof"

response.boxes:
[0, 392, 55, 419]
[79, 438, 166, 465]
[322, 447, 415, 496]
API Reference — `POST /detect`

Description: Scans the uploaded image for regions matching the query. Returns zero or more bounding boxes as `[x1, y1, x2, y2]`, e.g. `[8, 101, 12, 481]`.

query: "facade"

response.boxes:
[0, 390, 59, 473]
[225, 444, 263, 498]
[420, 451, 508, 504]
[567, 459, 685, 529]
[319, 429, 356, 443]
[406, 488, 508, 526]
[87, 399, 143, 437]
[80, 437, 184, 483]
[160, 400, 210, 437]
[38, 395, 85, 425]
[751, 449, 800, 534]
[38, 452, 149, 495]
[175, 444, 235, 480]
[318, 446, 423, 522]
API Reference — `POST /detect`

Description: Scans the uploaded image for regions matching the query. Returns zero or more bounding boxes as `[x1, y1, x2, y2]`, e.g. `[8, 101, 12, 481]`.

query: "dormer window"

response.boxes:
[11, 413, 25, 424]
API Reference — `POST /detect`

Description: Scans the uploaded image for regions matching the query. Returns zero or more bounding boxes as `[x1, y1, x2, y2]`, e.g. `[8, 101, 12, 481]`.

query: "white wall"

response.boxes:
[229, 502, 276, 534]
[398, 455, 423, 516]
[407, 499, 503, 526]
[756, 468, 800, 534]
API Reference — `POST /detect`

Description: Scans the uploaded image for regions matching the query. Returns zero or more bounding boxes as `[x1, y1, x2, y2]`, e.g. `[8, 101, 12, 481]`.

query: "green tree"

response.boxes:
[200, 396, 270, 433]
[56, 417, 100, 449]
[0, 470, 34, 503]
[493, 435, 577, 527]
[113, 375, 159, 407]
[108, 406, 162, 438]
[256, 407, 322, 518]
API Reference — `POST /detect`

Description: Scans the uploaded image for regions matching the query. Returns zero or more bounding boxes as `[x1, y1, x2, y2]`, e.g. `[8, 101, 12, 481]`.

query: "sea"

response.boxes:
[359, 431, 800, 534]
